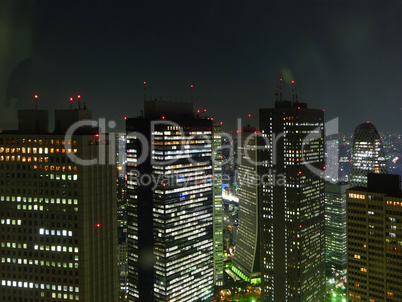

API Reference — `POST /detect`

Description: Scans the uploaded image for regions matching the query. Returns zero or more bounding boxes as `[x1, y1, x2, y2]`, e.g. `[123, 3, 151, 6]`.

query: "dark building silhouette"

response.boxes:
[259, 82, 326, 301]
[232, 126, 260, 283]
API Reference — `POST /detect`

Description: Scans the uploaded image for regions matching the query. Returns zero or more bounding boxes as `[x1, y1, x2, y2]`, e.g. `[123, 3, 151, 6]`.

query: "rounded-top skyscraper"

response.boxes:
[350, 122, 387, 187]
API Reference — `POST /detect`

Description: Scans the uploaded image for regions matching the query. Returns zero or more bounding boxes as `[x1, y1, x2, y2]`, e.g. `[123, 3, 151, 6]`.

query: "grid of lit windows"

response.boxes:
[350, 123, 387, 187]
[0, 132, 118, 302]
[127, 117, 214, 301]
[347, 185, 402, 301]
[259, 103, 326, 302]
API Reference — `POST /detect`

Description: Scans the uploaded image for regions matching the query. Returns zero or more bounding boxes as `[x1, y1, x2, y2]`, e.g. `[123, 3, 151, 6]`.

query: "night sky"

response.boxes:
[1, 0, 401, 133]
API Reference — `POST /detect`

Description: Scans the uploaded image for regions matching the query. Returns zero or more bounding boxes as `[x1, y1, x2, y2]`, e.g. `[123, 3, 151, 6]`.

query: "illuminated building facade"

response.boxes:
[233, 127, 260, 283]
[346, 173, 402, 301]
[126, 100, 214, 301]
[350, 122, 387, 187]
[0, 109, 118, 301]
[325, 181, 349, 278]
[212, 122, 224, 286]
[259, 95, 326, 301]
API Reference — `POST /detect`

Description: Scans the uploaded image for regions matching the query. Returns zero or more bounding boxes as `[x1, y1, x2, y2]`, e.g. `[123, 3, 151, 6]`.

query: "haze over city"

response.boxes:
[1, 1, 401, 132]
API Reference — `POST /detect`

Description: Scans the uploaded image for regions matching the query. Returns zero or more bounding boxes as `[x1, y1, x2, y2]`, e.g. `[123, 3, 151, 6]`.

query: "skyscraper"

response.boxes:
[347, 173, 402, 301]
[212, 122, 224, 287]
[232, 126, 260, 283]
[350, 122, 387, 187]
[0, 109, 118, 302]
[325, 181, 349, 279]
[126, 100, 215, 301]
[259, 86, 326, 301]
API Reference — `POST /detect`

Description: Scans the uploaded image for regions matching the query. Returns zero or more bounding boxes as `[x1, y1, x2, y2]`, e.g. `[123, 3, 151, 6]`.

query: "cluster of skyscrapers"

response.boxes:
[0, 81, 401, 302]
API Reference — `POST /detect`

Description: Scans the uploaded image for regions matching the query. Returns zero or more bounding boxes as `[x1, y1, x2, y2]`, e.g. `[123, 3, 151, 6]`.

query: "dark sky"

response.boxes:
[1, 0, 401, 133]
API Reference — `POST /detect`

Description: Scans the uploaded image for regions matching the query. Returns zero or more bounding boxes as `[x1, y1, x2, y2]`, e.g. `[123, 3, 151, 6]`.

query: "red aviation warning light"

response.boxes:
[162, 116, 165, 120]
[210, 117, 214, 121]
[220, 122, 223, 125]
[298, 171, 302, 175]
[77, 95, 82, 109]
[190, 84, 194, 88]
[299, 224, 303, 229]
[143, 81, 147, 85]
[95, 223, 102, 228]
[34, 94, 39, 110]
[203, 109, 207, 112]
[248, 114, 251, 117]
[124, 116, 127, 120]
[291, 80, 295, 84]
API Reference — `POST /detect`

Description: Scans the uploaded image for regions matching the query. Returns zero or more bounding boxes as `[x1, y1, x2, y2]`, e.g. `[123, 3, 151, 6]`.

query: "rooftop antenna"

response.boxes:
[69, 97, 73, 110]
[291, 80, 298, 104]
[190, 84, 194, 103]
[143, 81, 147, 102]
[34, 94, 38, 110]
[274, 77, 280, 102]
[77, 94, 81, 109]
[279, 77, 283, 102]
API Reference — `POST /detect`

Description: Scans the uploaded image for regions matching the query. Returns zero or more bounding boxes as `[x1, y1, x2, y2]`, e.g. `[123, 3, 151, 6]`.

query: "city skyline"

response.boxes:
[1, 1, 402, 133]
[1, 2, 402, 302]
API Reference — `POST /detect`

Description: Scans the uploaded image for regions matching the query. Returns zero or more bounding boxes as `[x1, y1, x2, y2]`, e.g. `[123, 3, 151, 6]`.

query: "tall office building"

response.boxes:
[259, 87, 326, 301]
[0, 109, 118, 301]
[126, 100, 215, 301]
[325, 134, 339, 183]
[233, 126, 260, 283]
[350, 122, 387, 187]
[325, 181, 349, 279]
[212, 122, 224, 287]
[347, 173, 402, 301]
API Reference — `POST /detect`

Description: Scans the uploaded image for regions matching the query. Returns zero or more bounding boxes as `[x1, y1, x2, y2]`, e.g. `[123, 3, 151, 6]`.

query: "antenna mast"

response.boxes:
[190, 84, 194, 103]
[34, 94, 38, 110]
[143, 81, 147, 102]
[291, 80, 298, 104]
[279, 77, 283, 101]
